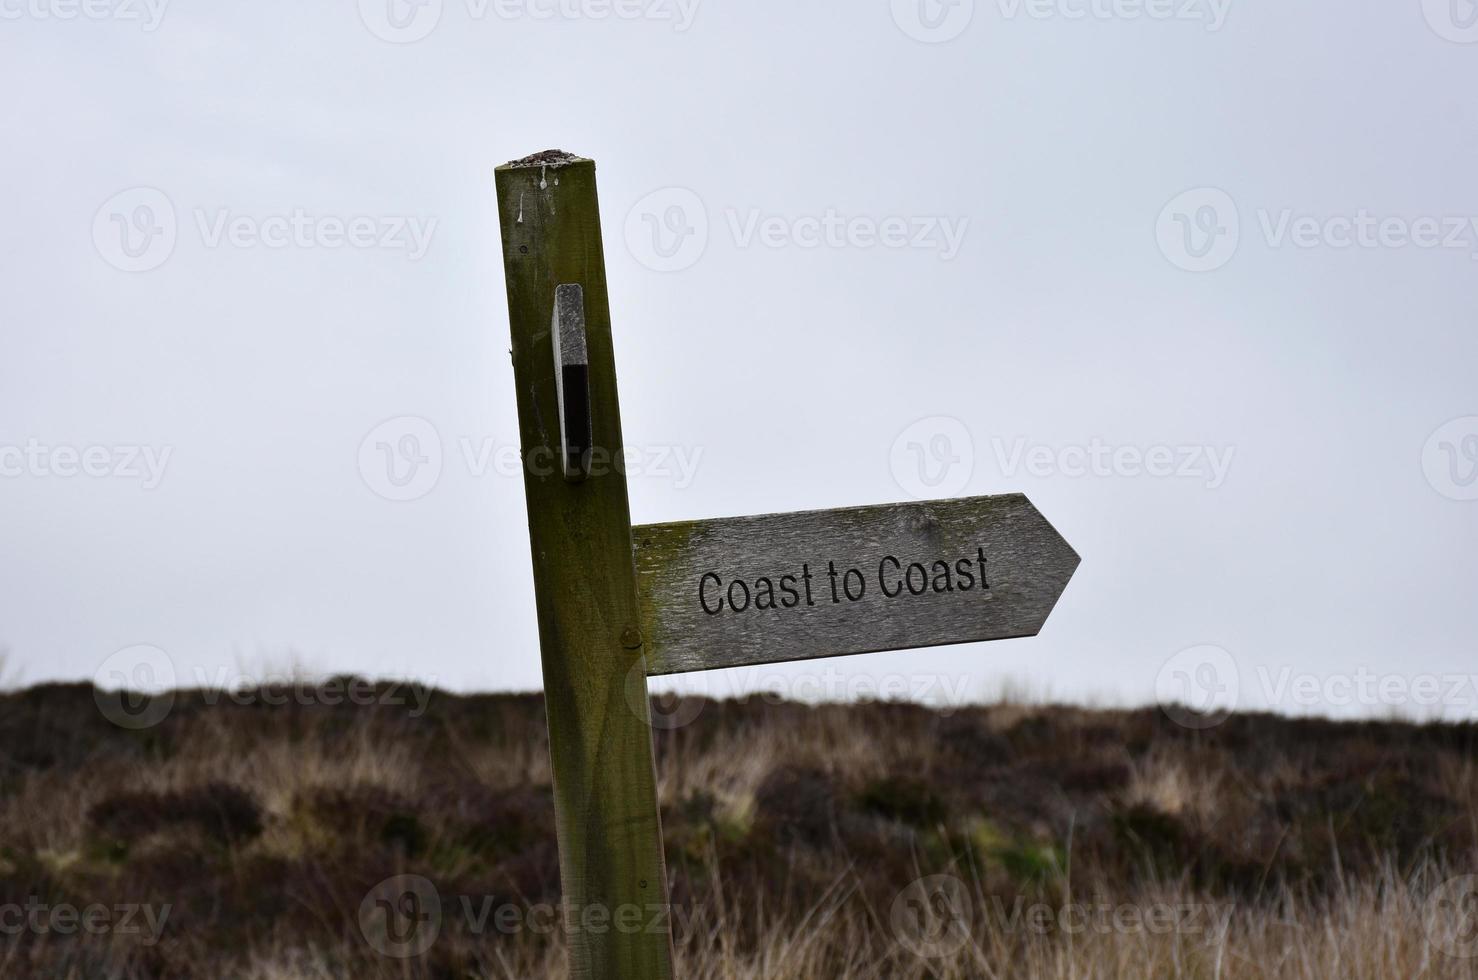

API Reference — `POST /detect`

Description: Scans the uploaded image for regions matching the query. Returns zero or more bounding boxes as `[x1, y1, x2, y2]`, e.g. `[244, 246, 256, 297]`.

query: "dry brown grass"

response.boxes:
[0, 682, 1475, 978]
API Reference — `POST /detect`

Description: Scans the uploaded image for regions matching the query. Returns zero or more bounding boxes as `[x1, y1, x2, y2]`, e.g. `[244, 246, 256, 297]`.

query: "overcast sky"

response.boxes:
[2, 0, 1476, 720]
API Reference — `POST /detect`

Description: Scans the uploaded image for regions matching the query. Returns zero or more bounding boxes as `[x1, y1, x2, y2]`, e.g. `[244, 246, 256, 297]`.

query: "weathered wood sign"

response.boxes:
[494, 150, 1081, 980]
[633, 494, 1079, 676]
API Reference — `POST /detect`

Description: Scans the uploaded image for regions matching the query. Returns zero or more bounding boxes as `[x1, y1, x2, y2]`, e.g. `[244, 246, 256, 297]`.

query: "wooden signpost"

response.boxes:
[495, 151, 1080, 980]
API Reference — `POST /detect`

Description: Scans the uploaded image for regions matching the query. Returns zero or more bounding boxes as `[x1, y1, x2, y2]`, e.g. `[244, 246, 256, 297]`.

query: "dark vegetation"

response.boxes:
[0, 682, 1474, 977]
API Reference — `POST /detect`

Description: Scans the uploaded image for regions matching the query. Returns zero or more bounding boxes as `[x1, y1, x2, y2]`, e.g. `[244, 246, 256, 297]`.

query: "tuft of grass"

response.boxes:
[0, 682, 1474, 978]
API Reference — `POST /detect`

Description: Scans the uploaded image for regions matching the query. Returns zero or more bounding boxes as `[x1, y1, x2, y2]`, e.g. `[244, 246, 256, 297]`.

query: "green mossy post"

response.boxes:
[494, 151, 676, 980]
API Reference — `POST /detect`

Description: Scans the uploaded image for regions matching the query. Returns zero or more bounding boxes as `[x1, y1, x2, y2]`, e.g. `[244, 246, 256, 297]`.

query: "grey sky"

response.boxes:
[2, 0, 1476, 719]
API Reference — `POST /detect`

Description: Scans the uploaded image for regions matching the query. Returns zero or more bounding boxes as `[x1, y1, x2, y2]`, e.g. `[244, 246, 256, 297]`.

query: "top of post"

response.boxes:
[498, 149, 589, 172]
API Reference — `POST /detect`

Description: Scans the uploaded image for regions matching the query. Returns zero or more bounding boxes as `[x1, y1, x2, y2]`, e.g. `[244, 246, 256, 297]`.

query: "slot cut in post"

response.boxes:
[553, 283, 592, 483]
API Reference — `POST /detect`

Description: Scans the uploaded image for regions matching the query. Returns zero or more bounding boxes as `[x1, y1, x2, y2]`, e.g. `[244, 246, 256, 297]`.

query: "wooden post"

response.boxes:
[495, 151, 675, 980]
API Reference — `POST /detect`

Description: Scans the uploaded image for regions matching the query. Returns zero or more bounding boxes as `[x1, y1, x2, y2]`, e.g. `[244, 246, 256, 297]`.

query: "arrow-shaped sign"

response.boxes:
[633, 493, 1079, 676]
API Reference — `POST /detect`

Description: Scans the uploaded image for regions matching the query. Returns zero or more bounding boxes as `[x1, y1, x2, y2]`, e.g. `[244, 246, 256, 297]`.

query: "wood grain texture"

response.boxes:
[633, 494, 1079, 676]
[495, 155, 674, 980]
